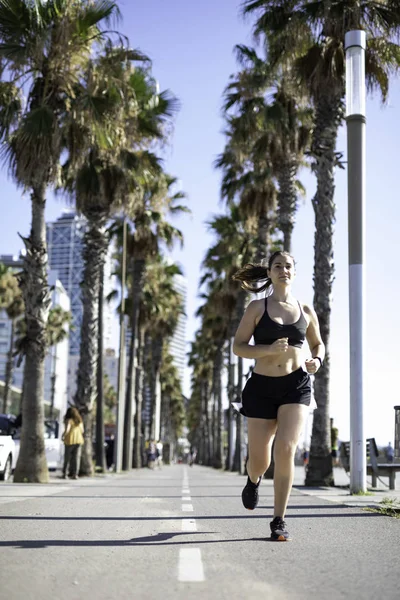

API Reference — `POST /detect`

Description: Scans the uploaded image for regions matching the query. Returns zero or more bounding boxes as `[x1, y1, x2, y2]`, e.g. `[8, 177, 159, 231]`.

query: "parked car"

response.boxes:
[0, 414, 63, 475]
[0, 414, 16, 481]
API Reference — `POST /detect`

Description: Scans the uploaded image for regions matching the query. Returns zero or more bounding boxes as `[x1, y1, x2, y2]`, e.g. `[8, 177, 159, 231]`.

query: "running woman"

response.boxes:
[232, 251, 325, 541]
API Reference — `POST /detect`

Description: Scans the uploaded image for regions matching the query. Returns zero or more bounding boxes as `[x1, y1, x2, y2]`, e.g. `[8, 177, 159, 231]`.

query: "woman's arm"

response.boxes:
[62, 420, 71, 442]
[233, 300, 288, 359]
[303, 304, 325, 373]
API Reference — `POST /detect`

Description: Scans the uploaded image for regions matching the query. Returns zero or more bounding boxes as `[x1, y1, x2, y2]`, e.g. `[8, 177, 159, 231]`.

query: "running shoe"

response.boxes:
[270, 516, 291, 541]
[241, 476, 261, 510]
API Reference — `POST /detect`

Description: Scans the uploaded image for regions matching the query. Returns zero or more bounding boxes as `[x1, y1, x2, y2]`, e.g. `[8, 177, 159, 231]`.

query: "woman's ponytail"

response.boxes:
[232, 263, 272, 294]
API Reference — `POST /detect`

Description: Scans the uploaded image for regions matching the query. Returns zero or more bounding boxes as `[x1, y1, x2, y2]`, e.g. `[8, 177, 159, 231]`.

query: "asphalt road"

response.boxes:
[0, 464, 399, 600]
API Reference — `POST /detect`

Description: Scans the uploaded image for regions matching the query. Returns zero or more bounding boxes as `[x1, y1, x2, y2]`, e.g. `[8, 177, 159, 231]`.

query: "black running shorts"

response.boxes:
[241, 368, 311, 420]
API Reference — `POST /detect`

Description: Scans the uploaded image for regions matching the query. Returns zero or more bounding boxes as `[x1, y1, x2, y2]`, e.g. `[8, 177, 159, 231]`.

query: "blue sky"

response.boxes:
[1, 1, 399, 446]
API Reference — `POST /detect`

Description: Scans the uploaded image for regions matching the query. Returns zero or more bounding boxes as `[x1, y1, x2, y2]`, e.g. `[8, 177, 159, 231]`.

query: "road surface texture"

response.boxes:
[0, 465, 399, 600]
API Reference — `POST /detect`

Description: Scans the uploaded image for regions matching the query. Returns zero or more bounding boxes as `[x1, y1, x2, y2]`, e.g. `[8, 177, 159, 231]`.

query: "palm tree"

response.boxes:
[188, 334, 214, 465]
[243, 0, 400, 485]
[0, 0, 121, 483]
[198, 297, 227, 469]
[108, 176, 188, 470]
[0, 264, 24, 414]
[216, 118, 277, 264]
[202, 207, 253, 470]
[224, 44, 311, 252]
[64, 48, 179, 475]
[141, 258, 184, 442]
[124, 175, 188, 470]
[160, 347, 186, 462]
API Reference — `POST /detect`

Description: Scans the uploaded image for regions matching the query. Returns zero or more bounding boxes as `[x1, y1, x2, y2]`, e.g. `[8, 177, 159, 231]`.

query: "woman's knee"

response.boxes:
[274, 438, 297, 461]
[248, 456, 269, 475]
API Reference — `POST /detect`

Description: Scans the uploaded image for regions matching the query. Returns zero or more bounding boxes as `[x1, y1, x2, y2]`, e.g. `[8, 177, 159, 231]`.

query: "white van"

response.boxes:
[0, 414, 16, 481]
[0, 415, 63, 478]
[12, 419, 63, 471]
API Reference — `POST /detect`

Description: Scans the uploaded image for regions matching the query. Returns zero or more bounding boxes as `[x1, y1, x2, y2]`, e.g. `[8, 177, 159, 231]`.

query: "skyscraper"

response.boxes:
[47, 211, 115, 402]
[47, 212, 85, 356]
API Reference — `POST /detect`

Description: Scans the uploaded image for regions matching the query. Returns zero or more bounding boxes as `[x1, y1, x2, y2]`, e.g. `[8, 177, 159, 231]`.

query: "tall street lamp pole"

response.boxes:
[345, 30, 367, 493]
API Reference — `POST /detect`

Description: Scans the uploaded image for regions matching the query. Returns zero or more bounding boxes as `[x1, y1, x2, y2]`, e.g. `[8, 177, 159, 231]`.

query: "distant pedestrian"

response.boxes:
[147, 439, 157, 469]
[156, 440, 163, 469]
[189, 446, 197, 467]
[303, 448, 309, 472]
[385, 442, 394, 464]
[61, 407, 84, 479]
[331, 418, 339, 467]
[232, 252, 325, 541]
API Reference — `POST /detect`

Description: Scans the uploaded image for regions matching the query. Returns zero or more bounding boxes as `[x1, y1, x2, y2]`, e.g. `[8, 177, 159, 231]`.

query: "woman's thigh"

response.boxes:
[247, 417, 277, 462]
[275, 404, 309, 445]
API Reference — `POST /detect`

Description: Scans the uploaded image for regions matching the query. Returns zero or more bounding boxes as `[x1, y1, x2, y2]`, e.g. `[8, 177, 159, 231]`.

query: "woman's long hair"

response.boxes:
[232, 251, 295, 294]
[64, 406, 83, 426]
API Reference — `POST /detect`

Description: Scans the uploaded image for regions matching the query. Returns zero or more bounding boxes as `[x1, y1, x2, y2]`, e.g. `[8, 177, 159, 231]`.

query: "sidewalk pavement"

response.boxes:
[292, 466, 400, 508]
[45, 464, 399, 507]
[7, 464, 400, 509]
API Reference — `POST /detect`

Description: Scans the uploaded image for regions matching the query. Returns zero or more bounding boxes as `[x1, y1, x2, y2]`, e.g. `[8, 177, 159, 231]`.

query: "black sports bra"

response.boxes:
[253, 297, 307, 349]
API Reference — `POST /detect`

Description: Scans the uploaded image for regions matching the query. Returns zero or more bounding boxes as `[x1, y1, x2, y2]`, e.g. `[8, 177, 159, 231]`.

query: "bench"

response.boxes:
[340, 438, 400, 490]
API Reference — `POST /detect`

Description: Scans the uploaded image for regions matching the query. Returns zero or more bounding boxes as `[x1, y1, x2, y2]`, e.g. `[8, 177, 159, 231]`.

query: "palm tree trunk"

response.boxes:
[3, 319, 15, 414]
[211, 388, 216, 462]
[133, 326, 145, 468]
[96, 263, 106, 472]
[213, 347, 224, 469]
[277, 157, 298, 253]
[74, 213, 109, 477]
[160, 390, 169, 461]
[233, 355, 244, 473]
[150, 338, 162, 441]
[225, 340, 234, 471]
[143, 332, 152, 443]
[202, 379, 211, 465]
[305, 89, 344, 486]
[50, 367, 56, 420]
[123, 257, 145, 470]
[123, 321, 135, 469]
[233, 290, 246, 473]
[255, 209, 271, 264]
[14, 186, 50, 483]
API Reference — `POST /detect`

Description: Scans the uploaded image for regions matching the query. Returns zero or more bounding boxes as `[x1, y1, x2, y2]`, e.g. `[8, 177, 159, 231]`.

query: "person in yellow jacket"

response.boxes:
[62, 406, 84, 479]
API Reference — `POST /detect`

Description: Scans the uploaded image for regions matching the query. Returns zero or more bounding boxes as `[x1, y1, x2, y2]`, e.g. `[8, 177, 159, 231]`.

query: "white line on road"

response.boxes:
[181, 519, 197, 532]
[178, 548, 205, 582]
[182, 496, 191, 501]
[182, 504, 194, 511]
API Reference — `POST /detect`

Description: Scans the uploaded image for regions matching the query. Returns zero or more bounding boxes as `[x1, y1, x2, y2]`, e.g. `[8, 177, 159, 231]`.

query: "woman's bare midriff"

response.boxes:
[253, 346, 304, 377]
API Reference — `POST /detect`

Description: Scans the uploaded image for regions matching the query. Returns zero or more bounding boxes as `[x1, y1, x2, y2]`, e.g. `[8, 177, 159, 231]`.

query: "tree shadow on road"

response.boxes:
[0, 510, 384, 525]
[0, 532, 291, 549]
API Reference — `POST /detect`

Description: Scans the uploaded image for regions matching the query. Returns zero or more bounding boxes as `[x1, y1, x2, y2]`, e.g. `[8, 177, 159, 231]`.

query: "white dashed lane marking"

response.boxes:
[179, 468, 204, 581]
[178, 548, 205, 582]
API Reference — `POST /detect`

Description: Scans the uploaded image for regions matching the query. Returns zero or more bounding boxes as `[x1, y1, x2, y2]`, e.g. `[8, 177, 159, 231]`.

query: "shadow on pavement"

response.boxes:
[0, 534, 293, 549]
[0, 511, 383, 523]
